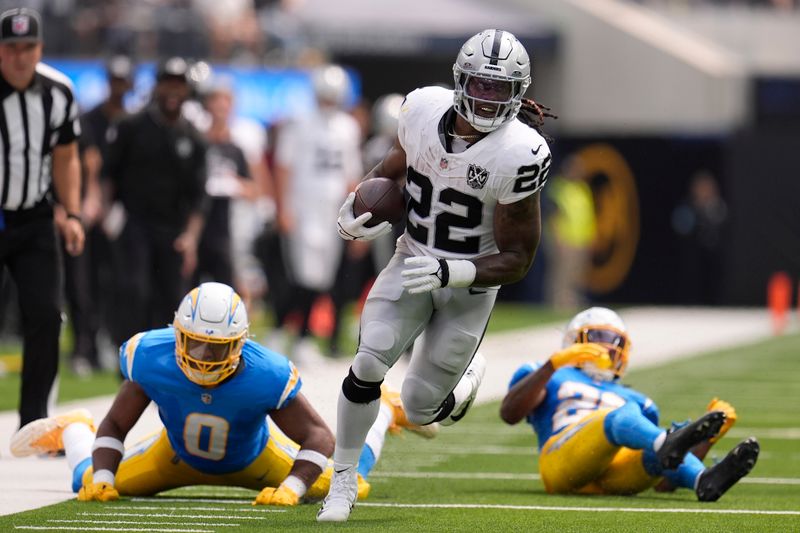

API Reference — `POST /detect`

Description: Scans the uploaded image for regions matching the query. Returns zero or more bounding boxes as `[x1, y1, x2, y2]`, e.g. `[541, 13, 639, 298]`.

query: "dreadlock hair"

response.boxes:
[519, 98, 557, 142]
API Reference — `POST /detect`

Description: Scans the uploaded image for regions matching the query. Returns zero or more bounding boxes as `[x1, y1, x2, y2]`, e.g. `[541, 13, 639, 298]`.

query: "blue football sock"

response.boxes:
[662, 452, 705, 489]
[604, 402, 664, 451]
[356, 445, 377, 480]
[72, 457, 92, 493]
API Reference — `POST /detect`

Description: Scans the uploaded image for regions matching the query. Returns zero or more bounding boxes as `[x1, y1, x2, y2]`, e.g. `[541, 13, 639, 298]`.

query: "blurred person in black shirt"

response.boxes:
[66, 55, 133, 375]
[194, 78, 255, 288]
[103, 57, 207, 346]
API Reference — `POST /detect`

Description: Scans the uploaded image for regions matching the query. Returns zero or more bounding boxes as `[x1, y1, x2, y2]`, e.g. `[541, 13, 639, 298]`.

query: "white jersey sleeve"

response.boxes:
[491, 123, 552, 205]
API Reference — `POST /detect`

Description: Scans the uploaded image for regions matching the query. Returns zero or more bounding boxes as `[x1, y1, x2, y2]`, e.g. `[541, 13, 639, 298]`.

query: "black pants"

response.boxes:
[110, 217, 186, 346]
[0, 216, 62, 427]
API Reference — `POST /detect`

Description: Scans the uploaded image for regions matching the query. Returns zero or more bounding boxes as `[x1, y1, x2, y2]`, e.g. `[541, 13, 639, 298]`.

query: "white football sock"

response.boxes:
[333, 389, 380, 466]
[62, 422, 95, 470]
[652, 431, 667, 452]
[364, 402, 393, 462]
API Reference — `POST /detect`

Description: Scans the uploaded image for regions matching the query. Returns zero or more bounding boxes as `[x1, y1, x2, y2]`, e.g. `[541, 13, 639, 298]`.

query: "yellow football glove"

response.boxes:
[707, 397, 737, 444]
[252, 484, 300, 506]
[77, 482, 119, 502]
[549, 342, 612, 370]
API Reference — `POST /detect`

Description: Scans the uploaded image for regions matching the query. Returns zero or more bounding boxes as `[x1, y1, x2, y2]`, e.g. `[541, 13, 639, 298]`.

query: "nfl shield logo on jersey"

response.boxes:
[11, 15, 29, 35]
[466, 164, 489, 189]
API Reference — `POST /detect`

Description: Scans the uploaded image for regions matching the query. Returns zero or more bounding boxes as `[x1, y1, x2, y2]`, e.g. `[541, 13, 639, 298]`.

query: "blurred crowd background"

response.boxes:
[0, 0, 798, 373]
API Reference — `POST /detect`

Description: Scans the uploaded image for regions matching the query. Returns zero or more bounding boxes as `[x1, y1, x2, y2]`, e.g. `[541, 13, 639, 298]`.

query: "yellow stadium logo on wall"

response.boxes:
[574, 144, 639, 294]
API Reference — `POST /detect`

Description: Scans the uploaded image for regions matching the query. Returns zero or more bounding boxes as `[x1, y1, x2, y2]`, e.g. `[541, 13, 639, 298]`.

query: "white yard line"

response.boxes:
[359, 502, 800, 515]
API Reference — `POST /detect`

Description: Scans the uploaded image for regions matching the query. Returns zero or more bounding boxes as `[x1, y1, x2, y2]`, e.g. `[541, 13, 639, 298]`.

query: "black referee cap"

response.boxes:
[0, 7, 42, 43]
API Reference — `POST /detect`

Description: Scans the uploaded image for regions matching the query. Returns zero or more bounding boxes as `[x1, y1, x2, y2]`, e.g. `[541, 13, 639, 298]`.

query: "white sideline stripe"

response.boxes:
[115, 505, 282, 513]
[49, 520, 241, 527]
[358, 502, 800, 516]
[130, 498, 255, 505]
[14, 526, 214, 533]
[393, 445, 535, 456]
[729, 428, 800, 439]
[79, 512, 271, 520]
[371, 471, 800, 485]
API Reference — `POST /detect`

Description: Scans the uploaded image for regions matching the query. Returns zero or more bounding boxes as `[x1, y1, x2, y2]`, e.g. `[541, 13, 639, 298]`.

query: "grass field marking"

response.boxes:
[113, 505, 289, 513]
[729, 428, 800, 439]
[78, 512, 275, 520]
[371, 470, 800, 486]
[130, 498, 252, 504]
[48, 519, 241, 527]
[358, 502, 800, 515]
[14, 526, 214, 533]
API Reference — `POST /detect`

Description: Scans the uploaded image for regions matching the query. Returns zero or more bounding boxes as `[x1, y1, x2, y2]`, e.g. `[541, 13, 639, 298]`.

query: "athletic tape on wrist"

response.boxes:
[295, 449, 329, 470]
[92, 436, 125, 455]
[446, 259, 477, 288]
[281, 474, 307, 498]
[92, 469, 116, 486]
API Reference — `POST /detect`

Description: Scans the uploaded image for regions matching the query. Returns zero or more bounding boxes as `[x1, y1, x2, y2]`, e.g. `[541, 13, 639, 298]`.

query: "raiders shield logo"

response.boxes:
[466, 164, 489, 189]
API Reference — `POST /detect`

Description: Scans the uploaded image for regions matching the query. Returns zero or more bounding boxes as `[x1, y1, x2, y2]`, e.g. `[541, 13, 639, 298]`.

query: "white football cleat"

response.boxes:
[440, 352, 486, 426]
[10, 408, 95, 457]
[317, 463, 358, 522]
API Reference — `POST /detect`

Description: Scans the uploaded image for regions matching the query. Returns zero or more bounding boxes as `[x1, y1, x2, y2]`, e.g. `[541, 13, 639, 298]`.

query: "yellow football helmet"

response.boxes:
[173, 282, 249, 386]
[562, 307, 631, 381]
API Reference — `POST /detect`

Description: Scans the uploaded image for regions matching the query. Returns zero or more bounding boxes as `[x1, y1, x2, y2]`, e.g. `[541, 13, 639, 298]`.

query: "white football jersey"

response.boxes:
[398, 86, 551, 260]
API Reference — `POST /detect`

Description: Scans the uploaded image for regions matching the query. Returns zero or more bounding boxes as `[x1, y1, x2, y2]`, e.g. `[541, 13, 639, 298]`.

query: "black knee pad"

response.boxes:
[341, 368, 383, 404]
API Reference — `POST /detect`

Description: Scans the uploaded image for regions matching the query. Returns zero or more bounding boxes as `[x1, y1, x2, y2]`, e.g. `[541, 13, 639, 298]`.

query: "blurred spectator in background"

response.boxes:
[103, 57, 207, 347]
[671, 169, 728, 305]
[544, 156, 596, 311]
[194, 0, 261, 62]
[66, 55, 134, 376]
[193, 78, 255, 290]
[272, 64, 363, 364]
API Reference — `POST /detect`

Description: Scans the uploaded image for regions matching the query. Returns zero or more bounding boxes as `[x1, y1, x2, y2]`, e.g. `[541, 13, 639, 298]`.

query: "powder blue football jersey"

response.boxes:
[120, 327, 301, 474]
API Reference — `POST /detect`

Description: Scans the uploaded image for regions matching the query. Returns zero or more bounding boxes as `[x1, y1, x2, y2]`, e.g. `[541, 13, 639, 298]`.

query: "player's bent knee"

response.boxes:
[342, 368, 383, 404]
[400, 376, 441, 425]
[351, 353, 390, 383]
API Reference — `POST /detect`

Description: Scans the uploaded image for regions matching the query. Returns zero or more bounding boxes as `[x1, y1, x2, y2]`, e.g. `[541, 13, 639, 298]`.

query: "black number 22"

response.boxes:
[406, 167, 483, 254]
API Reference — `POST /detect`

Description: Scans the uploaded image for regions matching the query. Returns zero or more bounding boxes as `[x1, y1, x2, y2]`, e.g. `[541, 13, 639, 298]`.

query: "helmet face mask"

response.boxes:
[453, 29, 531, 133]
[563, 307, 631, 381]
[173, 282, 248, 387]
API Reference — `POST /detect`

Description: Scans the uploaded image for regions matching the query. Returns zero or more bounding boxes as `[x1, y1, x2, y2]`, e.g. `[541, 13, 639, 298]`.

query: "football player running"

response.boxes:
[10, 282, 427, 505]
[319, 29, 555, 522]
[500, 307, 760, 500]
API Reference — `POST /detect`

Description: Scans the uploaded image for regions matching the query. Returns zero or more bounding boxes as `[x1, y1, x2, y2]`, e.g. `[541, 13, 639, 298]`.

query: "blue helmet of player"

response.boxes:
[173, 282, 249, 386]
[562, 307, 631, 381]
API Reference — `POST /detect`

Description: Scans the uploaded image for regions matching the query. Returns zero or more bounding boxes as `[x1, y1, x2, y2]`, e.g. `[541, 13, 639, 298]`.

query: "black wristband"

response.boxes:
[437, 259, 450, 287]
[66, 212, 82, 224]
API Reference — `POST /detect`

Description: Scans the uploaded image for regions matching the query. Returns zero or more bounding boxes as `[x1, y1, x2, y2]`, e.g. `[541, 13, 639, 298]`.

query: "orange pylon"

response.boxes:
[767, 272, 791, 335]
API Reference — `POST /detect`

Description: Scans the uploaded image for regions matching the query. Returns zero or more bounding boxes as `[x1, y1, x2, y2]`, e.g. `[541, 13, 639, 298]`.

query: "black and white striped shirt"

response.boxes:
[0, 62, 80, 211]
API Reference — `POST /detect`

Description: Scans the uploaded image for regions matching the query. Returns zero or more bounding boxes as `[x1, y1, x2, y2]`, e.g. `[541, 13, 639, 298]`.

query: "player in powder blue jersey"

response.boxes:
[500, 307, 759, 502]
[11, 282, 433, 505]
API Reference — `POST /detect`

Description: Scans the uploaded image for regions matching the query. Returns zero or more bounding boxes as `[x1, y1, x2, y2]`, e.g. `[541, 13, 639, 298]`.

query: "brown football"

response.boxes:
[353, 177, 405, 227]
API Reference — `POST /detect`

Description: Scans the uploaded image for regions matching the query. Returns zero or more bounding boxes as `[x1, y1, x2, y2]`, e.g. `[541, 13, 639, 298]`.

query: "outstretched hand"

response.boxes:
[253, 484, 300, 506]
[549, 343, 612, 370]
[77, 482, 119, 502]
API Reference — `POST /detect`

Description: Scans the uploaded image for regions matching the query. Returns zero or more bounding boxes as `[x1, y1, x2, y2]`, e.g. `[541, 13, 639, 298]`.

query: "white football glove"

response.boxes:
[337, 192, 393, 241]
[401, 256, 477, 294]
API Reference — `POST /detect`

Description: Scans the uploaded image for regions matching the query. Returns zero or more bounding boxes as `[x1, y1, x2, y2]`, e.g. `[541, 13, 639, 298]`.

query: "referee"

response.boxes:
[0, 7, 84, 428]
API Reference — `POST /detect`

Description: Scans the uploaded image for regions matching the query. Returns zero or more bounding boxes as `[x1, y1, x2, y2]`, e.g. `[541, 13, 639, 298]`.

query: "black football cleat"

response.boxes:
[696, 437, 760, 502]
[657, 411, 727, 470]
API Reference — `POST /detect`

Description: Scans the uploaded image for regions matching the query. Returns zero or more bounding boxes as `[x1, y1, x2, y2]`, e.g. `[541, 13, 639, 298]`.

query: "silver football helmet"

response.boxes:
[311, 64, 350, 107]
[371, 93, 404, 137]
[452, 29, 531, 133]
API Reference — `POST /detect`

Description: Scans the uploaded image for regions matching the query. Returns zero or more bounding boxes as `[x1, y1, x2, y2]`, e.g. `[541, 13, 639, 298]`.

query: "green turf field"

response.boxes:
[1, 332, 798, 532]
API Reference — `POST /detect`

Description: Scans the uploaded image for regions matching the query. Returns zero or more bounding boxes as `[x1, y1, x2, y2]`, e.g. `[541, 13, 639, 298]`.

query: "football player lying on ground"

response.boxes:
[10, 282, 435, 504]
[500, 307, 759, 501]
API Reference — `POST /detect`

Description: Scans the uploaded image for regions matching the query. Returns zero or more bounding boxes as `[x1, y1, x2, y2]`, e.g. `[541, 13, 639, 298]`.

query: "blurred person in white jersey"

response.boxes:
[318, 29, 556, 522]
[272, 64, 363, 365]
